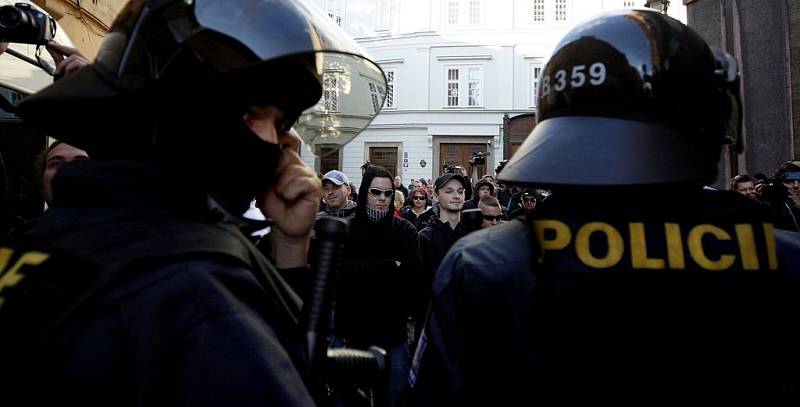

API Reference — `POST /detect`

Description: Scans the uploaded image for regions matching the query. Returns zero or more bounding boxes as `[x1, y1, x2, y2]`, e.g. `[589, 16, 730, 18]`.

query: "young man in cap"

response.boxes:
[414, 173, 469, 340]
[318, 170, 357, 220]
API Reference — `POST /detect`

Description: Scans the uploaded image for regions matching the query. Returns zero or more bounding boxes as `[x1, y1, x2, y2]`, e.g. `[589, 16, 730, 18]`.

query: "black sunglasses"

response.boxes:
[368, 188, 395, 198]
[482, 214, 502, 221]
[413, 196, 426, 201]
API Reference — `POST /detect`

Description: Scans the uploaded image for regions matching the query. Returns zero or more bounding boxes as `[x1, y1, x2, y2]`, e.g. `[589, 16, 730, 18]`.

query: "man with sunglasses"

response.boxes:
[478, 196, 503, 228]
[409, 10, 800, 405]
[336, 166, 421, 407]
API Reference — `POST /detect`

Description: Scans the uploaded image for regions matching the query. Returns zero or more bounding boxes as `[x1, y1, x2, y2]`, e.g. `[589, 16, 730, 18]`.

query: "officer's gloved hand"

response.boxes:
[258, 128, 322, 269]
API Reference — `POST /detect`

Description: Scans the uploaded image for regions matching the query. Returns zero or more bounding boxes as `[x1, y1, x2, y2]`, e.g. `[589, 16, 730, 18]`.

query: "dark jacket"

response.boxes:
[417, 217, 468, 285]
[463, 180, 496, 210]
[0, 161, 314, 407]
[397, 184, 410, 201]
[415, 216, 468, 327]
[409, 188, 800, 405]
[336, 168, 422, 348]
[402, 205, 435, 231]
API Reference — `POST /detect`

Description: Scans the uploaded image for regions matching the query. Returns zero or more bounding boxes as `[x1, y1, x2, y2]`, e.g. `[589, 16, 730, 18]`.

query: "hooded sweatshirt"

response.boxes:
[463, 180, 496, 210]
[335, 167, 423, 348]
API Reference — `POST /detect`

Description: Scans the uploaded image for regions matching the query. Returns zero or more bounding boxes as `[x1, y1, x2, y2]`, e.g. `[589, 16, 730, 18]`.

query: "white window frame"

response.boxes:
[321, 71, 341, 113]
[383, 68, 397, 109]
[529, 61, 543, 108]
[445, 0, 483, 27]
[530, 0, 545, 23]
[443, 64, 484, 108]
[529, 0, 571, 24]
[368, 81, 385, 114]
[447, 1, 459, 25]
[554, 0, 568, 22]
[468, 0, 481, 25]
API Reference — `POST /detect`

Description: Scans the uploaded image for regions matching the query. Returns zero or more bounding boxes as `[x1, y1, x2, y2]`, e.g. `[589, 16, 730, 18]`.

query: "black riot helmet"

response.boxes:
[16, 0, 386, 157]
[16, 0, 386, 214]
[498, 9, 742, 187]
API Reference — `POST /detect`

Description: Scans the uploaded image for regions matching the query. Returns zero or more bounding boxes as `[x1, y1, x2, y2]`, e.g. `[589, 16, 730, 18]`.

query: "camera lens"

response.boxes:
[0, 6, 27, 29]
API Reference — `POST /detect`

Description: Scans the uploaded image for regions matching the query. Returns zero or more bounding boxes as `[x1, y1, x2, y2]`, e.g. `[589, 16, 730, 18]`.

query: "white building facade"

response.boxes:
[305, 0, 687, 188]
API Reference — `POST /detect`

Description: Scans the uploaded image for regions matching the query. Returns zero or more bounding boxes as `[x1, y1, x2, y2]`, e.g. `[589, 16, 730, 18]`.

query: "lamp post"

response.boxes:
[644, 0, 670, 14]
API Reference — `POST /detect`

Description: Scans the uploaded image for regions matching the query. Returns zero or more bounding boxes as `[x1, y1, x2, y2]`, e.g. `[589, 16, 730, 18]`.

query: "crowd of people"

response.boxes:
[1, 2, 800, 407]
[730, 160, 800, 231]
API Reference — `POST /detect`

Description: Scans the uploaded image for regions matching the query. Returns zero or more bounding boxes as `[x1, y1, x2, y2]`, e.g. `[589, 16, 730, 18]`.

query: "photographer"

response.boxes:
[758, 162, 800, 231]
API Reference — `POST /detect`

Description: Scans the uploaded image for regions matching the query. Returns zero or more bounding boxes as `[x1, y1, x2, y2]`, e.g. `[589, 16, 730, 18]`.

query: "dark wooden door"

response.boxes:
[369, 147, 398, 178]
[439, 143, 488, 176]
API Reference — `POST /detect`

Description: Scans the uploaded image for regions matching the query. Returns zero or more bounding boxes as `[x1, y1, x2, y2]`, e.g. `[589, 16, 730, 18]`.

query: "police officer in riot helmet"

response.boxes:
[0, 0, 385, 405]
[409, 9, 800, 405]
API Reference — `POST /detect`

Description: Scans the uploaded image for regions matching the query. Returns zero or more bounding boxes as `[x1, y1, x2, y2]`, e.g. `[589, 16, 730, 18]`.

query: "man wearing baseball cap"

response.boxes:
[414, 173, 470, 340]
[318, 170, 357, 220]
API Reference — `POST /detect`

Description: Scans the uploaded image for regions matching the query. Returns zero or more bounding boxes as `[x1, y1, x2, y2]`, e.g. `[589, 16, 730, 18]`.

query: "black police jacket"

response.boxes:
[409, 188, 800, 405]
[0, 161, 314, 406]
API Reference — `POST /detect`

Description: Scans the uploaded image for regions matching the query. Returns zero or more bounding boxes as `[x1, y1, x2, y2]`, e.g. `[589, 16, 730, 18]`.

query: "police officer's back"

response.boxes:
[0, 0, 386, 405]
[409, 9, 800, 405]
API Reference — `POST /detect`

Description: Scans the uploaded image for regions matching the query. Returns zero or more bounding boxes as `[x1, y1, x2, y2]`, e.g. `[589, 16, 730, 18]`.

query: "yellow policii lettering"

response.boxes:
[664, 223, 686, 269]
[687, 224, 735, 271]
[532, 221, 778, 271]
[575, 222, 624, 269]
[533, 220, 571, 264]
[0, 248, 50, 308]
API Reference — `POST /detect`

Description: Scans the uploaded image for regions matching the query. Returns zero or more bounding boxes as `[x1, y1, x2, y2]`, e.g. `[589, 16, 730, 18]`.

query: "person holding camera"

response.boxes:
[0, 0, 386, 405]
[409, 10, 800, 405]
[767, 161, 800, 231]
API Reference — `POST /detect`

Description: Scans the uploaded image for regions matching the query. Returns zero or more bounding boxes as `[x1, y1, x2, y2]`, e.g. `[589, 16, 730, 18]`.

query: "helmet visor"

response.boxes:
[192, 0, 386, 149]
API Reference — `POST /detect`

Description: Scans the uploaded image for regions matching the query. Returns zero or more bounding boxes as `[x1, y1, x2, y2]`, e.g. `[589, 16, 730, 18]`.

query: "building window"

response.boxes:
[467, 67, 481, 106]
[326, 0, 344, 27]
[446, 68, 460, 107]
[322, 73, 340, 113]
[531, 0, 545, 22]
[444, 65, 483, 107]
[468, 0, 480, 24]
[623, 1, 636, 6]
[529, 62, 542, 107]
[368, 82, 385, 114]
[555, 0, 567, 21]
[448, 1, 459, 24]
[446, 0, 481, 26]
[376, 0, 397, 31]
[384, 69, 396, 109]
[318, 145, 342, 174]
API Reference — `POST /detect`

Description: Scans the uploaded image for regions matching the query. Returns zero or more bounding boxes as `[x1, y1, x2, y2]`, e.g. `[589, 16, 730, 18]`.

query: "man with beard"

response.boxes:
[318, 170, 357, 220]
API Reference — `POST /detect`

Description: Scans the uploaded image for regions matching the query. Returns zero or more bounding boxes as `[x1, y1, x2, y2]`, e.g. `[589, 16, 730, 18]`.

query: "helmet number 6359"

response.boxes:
[541, 62, 606, 97]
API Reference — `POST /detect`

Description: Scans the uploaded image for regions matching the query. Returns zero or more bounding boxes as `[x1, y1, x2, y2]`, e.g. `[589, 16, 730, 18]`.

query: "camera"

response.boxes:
[443, 164, 463, 174]
[469, 151, 489, 166]
[0, 3, 56, 45]
[755, 177, 789, 205]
